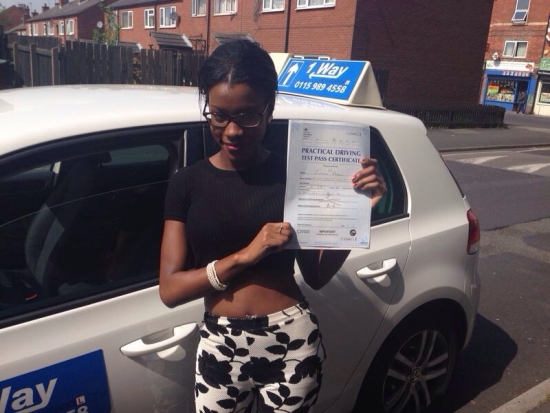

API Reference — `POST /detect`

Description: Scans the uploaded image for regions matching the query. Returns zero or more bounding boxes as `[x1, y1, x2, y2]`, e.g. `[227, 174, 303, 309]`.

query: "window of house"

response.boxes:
[27, 23, 32, 35]
[214, 0, 236, 14]
[32, 23, 38, 36]
[47, 21, 54, 35]
[297, 0, 335, 8]
[539, 83, 550, 104]
[121, 11, 133, 29]
[59, 20, 64, 35]
[159, 6, 176, 27]
[263, 0, 284, 11]
[144, 9, 155, 28]
[512, 0, 529, 22]
[503, 41, 528, 58]
[42, 22, 47, 35]
[192, 0, 206, 16]
[66, 19, 74, 35]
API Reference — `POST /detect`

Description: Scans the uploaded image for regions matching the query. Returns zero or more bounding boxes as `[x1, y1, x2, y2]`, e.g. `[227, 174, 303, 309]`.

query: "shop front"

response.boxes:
[481, 60, 536, 111]
[533, 58, 550, 116]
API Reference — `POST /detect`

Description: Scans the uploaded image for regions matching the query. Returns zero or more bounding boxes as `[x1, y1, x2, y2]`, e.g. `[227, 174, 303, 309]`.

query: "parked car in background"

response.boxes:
[0, 81, 480, 413]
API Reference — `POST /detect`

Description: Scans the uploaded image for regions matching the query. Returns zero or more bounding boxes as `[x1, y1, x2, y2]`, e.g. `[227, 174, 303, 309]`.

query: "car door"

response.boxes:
[293, 127, 411, 411]
[0, 125, 207, 413]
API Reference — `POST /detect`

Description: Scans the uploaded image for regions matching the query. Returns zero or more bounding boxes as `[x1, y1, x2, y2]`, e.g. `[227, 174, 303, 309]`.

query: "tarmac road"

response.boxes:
[425, 111, 550, 413]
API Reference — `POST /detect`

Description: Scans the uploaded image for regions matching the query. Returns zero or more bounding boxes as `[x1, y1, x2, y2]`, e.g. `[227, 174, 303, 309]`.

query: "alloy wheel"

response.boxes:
[382, 329, 450, 413]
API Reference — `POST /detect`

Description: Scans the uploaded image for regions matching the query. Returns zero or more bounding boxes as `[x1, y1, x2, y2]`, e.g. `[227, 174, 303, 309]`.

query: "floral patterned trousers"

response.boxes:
[195, 301, 325, 413]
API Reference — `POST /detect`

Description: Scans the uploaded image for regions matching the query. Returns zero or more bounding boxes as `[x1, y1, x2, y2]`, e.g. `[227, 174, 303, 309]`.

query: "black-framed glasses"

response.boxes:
[203, 102, 270, 128]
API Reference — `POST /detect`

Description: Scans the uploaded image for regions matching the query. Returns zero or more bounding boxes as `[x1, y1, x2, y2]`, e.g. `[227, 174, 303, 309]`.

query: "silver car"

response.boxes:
[0, 83, 480, 413]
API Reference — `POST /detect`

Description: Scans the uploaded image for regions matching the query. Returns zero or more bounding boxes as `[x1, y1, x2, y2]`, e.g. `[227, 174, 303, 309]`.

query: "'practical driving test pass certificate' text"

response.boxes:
[284, 120, 371, 249]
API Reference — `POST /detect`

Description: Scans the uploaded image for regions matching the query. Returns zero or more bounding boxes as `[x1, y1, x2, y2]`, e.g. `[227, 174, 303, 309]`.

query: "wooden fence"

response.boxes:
[3, 34, 205, 88]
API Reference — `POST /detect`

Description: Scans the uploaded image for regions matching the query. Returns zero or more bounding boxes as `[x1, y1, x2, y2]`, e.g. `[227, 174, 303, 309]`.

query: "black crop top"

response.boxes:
[164, 153, 296, 273]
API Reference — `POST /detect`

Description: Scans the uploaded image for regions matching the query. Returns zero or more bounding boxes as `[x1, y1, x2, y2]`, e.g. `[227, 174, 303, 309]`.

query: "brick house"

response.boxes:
[25, 0, 116, 42]
[483, 0, 550, 115]
[0, 4, 30, 34]
[105, 0, 493, 106]
[109, 0, 195, 52]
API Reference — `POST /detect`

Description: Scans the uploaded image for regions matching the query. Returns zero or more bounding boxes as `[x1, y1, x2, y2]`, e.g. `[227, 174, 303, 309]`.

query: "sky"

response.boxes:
[2, 0, 55, 13]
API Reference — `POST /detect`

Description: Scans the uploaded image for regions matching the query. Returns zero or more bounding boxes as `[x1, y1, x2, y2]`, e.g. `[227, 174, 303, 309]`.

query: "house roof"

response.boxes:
[0, 4, 30, 30]
[150, 31, 192, 50]
[26, 0, 103, 22]
[118, 41, 142, 53]
[110, 0, 173, 9]
[211, 32, 255, 45]
[6, 23, 26, 33]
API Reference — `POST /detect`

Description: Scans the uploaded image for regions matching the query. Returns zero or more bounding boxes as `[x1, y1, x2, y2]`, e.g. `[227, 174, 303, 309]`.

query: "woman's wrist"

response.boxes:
[206, 260, 228, 291]
[231, 250, 251, 268]
[207, 253, 249, 289]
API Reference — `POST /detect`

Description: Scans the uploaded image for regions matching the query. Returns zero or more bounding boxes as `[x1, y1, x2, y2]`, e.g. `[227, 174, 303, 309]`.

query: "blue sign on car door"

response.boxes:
[0, 350, 111, 413]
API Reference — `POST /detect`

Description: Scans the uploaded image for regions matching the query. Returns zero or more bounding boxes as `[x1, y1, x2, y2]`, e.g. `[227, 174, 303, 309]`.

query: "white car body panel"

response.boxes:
[1, 287, 203, 411]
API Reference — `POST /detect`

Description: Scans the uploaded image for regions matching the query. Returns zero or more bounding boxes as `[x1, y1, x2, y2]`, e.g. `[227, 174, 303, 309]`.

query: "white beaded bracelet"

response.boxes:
[206, 260, 228, 291]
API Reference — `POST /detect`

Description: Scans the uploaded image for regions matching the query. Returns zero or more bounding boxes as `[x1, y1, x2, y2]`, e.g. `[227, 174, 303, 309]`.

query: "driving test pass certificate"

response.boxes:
[284, 120, 371, 249]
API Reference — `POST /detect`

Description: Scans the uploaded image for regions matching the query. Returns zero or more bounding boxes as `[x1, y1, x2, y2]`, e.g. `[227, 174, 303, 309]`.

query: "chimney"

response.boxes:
[59, 0, 69, 6]
[22, 5, 30, 21]
[42, 3, 49, 12]
[17, 4, 31, 18]
[31, 10, 38, 17]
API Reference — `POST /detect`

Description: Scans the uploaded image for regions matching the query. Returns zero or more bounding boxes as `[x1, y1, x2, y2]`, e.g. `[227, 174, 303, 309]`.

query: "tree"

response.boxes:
[0, 2, 7, 28]
[92, 2, 120, 46]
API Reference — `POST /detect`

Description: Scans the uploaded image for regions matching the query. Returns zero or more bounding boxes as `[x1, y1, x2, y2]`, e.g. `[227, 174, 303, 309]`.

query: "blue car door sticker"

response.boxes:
[1, 350, 111, 413]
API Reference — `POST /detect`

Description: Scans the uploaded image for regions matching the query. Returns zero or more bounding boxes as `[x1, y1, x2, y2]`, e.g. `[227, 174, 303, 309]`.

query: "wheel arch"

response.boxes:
[351, 298, 468, 412]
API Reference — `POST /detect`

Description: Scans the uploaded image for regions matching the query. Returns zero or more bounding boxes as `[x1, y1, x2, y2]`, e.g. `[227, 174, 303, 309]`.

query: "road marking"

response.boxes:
[520, 127, 550, 134]
[507, 163, 550, 174]
[454, 155, 507, 165]
[442, 149, 513, 157]
[490, 377, 550, 413]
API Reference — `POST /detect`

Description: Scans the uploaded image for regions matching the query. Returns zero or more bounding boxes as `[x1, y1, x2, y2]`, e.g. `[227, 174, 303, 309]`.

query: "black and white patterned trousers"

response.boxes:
[195, 301, 326, 413]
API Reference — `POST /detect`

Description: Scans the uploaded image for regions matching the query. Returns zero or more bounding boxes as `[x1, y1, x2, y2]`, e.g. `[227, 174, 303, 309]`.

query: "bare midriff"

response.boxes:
[204, 268, 304, 317]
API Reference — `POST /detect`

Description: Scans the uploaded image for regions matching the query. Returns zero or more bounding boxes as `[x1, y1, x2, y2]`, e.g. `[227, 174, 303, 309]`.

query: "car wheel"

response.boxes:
[354, 312, 459, 413]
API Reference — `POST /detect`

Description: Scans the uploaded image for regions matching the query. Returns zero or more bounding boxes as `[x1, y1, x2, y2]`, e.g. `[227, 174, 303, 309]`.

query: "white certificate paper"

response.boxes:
[284, 120, 371, 249]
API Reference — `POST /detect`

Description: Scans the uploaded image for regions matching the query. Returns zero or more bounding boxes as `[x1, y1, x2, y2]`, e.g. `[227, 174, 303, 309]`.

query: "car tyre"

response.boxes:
[353, 311, 459, 413]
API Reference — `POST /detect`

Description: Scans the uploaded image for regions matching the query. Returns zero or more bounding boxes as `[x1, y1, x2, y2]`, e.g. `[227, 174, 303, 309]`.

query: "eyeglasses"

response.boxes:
[203, 102, 270, 129]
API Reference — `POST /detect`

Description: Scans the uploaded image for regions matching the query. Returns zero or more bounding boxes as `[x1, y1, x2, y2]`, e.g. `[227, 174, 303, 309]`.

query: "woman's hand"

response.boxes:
[351, 157, 387, 207]
[237, 222, 292, 266]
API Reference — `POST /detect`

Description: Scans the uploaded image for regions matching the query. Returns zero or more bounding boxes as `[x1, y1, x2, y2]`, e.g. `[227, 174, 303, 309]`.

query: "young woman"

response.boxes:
[159, 40, 386, 413]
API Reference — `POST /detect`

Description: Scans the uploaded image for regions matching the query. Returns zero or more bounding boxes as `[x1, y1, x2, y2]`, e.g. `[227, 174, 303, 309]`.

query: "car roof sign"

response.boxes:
[270, 53, 384, 108]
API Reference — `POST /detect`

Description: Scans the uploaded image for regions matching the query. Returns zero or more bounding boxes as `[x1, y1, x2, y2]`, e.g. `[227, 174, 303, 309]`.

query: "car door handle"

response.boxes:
[356, 258, 397, 279]
[120, 324, 197, 357]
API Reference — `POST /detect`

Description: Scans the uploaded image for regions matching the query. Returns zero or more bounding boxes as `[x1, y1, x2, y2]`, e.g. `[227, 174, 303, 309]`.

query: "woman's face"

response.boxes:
[206, 82, 272, 170]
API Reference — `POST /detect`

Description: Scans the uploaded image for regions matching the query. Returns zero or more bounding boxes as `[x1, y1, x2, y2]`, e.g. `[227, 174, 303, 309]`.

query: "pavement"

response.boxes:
[425, 111, 550, 413]
[426, 111, 550, 153]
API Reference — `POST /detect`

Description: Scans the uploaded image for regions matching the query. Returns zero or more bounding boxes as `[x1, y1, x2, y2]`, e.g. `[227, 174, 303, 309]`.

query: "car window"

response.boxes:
[369, 127, 407, 223]
[0, 127, 184, 326]
[186, 121, 407, 224]
[108, 145, 170, 165]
